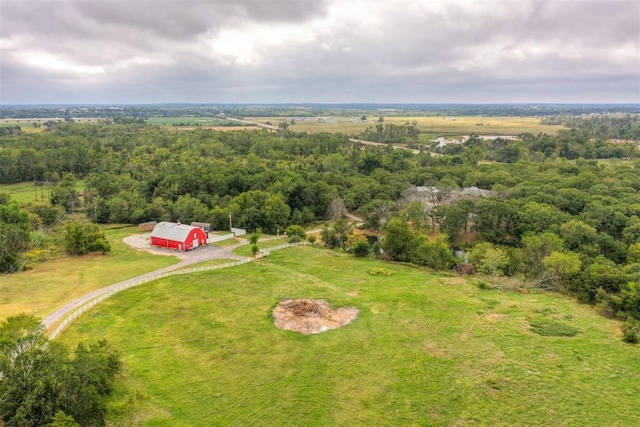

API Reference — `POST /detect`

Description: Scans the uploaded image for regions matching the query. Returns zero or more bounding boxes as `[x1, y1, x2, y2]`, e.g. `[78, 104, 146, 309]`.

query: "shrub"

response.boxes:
[477, 280, 491, 290]
[622, 318, 640, 344]
[288, 235, 302, 243]
[351, 238, 370, 258]
[251, 244, 259, 256]
[285, 225, 306, 240]
[368, 268, 396, 276]
[307, 235, 317, 244]
[249, 232, 260, 245]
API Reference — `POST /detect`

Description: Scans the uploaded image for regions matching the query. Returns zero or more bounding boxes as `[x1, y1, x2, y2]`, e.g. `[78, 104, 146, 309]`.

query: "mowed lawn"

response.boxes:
[0, 227, 178, 322]
[250, 116, 566, 139]
[59, 246, 640, 426]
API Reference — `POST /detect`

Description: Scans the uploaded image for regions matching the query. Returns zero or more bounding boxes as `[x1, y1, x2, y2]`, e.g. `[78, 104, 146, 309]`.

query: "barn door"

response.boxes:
[192, 232, 199, 248]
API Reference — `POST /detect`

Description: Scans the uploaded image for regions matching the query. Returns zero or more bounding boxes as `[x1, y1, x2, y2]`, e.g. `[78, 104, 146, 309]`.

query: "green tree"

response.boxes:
[174, 194, 211, 225]
[0, 201, 31, 273]
[542, 251, 582, 283]
[629, 243, 640, 264]
[285, 225, 306, 240]
[64, 222, 111, 255]
[0, 315, 122, 427]
[412, 236, 456, 270]
[0, 314, 63, 426]
[478, 247, 510, 276]
[50, 173, 78, 213]
[521, 232, 565, 274]
[249, 231, 261, 245]
[382, 218, 417, 262]
[559, 219, 598, 251]
[50, 411, 80, 427]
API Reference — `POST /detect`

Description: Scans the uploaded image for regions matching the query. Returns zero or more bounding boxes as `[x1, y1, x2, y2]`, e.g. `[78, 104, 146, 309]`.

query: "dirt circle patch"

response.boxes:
[273, 299, 359, 335]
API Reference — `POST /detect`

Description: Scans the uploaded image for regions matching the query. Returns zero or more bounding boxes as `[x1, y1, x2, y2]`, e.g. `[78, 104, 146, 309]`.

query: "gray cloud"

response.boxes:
[0, 0, 638, 104]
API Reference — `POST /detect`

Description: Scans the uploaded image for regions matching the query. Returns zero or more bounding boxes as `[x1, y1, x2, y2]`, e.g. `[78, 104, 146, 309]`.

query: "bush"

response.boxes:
[477, 280, 491, 290]
[622, 318, 640, 344]
[368, 268, 396, 276]
[251, 244, 259, 256]
[288, 235, 302, 243]
[351, 238, 370, 257]
[307, 235, 317, 244]
[285, 225, 306, 240]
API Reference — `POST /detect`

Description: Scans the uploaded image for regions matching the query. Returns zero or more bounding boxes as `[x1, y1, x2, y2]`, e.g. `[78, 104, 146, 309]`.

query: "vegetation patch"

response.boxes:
[368, 267, 396, 276]
[528, 317, 581, 337]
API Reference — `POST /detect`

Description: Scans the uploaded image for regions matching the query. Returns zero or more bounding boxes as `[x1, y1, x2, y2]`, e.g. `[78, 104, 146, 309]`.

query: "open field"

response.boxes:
[59, 246, 640, 426]
[0, 117, 102, 133]
[0, 180, 86, 205]
[249, 116, 566, 139]
[145, 116, 255, 127]
[0, 227, 178, 322]
[232, 236, 289, 256]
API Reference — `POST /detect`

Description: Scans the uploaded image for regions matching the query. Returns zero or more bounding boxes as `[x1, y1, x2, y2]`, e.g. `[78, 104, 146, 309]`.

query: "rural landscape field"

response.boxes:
[2, 0, 640, 425]
[1, 104, 640, 425]
[249, 115, 567, 140]
[58, 247, 640, 425]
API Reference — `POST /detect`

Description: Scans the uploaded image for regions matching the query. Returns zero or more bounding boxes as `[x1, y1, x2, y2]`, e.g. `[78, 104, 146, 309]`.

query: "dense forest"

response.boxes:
[1, 115, 640, 341]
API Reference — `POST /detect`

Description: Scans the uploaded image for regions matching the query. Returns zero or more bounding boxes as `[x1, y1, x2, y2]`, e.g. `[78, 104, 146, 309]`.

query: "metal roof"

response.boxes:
[150, 222, 200, 242]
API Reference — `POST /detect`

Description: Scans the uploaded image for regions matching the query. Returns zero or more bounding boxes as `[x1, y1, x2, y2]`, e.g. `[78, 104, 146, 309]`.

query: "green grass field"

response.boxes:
[232, 237, 289, 256]
[250, 116, 566, 139]
[59, 246, 640, 426]
[0, 180, 85, 205]
[0, 227, 178, 323]
[145, 116, 254, 127]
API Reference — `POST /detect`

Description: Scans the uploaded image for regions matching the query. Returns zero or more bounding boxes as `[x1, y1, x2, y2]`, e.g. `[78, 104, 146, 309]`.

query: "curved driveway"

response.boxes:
[42, 236, 256, 331]
[43, 219, 363, 334]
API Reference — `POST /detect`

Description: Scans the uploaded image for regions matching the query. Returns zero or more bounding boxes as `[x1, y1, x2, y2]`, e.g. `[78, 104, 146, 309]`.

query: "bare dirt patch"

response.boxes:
[483, 313, 507, 322]
[273, 299, 359, 335]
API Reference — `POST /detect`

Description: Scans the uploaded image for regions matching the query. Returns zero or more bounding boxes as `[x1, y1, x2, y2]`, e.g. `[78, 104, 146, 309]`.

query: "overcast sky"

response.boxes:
[1, 0, 638, 104]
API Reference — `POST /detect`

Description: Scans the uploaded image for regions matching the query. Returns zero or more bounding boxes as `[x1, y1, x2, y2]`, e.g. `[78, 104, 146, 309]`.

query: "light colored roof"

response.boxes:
[460, 187, 491, 197]
[151, 222, 200, 242]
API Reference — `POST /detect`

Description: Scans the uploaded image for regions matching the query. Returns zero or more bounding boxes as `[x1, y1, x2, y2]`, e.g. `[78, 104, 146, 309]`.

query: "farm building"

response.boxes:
[150, 222, 207, 251]
[190, 221, 213, 233]
[138, 221, 158, 232]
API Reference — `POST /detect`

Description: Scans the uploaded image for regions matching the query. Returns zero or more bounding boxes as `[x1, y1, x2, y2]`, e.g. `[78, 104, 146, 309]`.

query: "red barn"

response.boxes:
[150, 222, 207, 251]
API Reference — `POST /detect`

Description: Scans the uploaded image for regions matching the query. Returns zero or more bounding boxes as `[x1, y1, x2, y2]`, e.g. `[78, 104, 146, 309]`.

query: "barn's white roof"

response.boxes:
[151, 222, 200, 242]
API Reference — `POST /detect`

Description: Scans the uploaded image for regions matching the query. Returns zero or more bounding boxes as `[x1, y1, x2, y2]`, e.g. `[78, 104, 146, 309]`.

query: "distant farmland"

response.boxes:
[248, 115, 566, 139]
[145, 116, 256, 129]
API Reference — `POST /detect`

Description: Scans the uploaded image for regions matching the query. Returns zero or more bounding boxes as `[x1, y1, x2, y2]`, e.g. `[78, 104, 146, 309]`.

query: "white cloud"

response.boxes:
[21, 52, 105, 75]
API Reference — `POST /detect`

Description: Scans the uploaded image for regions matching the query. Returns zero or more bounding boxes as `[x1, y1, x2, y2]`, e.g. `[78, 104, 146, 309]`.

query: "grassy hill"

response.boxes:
[59, 246, 639, 426]
[0, 227, 178, 323]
